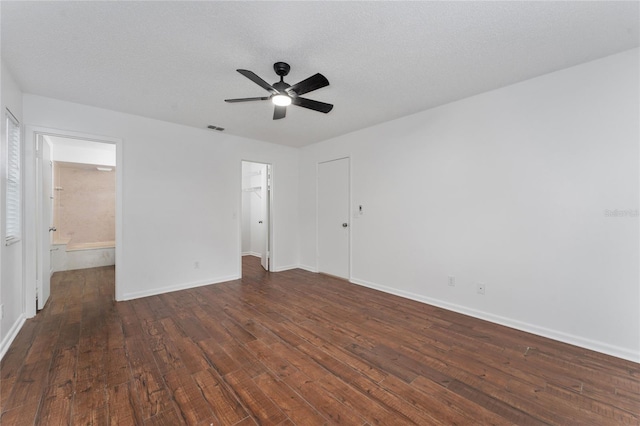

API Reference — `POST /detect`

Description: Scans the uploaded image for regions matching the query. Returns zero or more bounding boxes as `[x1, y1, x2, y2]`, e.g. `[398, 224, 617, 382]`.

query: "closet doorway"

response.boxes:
[241, 161, 272, 272]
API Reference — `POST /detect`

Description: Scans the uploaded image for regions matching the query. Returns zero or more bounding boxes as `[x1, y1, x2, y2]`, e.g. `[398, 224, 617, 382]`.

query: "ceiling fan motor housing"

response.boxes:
[273, 80, 291, 94]
[273, 62, 291, 77]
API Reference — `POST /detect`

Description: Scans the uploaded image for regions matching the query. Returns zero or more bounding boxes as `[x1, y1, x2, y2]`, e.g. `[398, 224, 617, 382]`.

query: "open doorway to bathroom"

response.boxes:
[241, 161, 272, 276]
[36, 135, 116, 309]
[49, 136, 116, 267]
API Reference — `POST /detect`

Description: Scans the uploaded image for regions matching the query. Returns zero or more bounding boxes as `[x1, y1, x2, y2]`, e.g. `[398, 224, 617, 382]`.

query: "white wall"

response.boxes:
[241, 193, 252, 255]
[250, 163, 267, 256]
[299, 48, 640, 362]
[242, 161, 267, 257]
[23, 94, 299, 301]
[47, 135, 116, 166]
[0, 62, 26, 359]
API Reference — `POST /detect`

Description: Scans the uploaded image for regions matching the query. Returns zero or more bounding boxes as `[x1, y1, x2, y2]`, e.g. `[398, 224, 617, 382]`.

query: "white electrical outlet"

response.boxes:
[0, 304, 4, 319]
[477, 283, 486, 295]
[448, 276, 455, 287]
[194, 261, 200, 269]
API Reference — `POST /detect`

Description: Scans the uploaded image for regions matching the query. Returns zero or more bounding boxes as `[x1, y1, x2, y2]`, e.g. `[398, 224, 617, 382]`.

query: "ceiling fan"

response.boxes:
[225, 62, 333, 120]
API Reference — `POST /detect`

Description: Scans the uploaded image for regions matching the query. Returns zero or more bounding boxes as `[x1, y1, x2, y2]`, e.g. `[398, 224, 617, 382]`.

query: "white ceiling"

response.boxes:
[2, 1, 638, 148]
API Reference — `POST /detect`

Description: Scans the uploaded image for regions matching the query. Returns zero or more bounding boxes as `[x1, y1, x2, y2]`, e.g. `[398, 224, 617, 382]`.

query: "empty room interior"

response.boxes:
[1, 2, 639, 425]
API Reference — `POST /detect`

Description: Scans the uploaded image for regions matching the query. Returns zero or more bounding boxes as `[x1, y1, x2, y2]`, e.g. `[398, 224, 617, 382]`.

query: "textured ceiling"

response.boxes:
[2, 1, 638, 147]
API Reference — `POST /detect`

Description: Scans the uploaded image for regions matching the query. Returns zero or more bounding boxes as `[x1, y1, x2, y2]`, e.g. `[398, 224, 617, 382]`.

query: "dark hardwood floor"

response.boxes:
[1, 257, 639, 425]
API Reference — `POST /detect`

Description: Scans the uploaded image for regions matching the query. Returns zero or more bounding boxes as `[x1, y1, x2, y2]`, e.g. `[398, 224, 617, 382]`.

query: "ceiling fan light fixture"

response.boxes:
[225, 63, 333, 119]
[272, 94, 292, 107]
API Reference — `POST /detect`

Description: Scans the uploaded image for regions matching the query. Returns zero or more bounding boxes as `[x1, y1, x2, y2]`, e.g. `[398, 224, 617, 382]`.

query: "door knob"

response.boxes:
[342, 223, 348, 228]
[49, 227, 57, 232]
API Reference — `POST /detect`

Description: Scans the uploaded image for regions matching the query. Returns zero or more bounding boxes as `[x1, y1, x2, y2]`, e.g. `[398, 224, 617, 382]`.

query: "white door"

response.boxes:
[260, 165, 271, 271]
[38, 137, 53, 309]
[318, 158, 350, 279]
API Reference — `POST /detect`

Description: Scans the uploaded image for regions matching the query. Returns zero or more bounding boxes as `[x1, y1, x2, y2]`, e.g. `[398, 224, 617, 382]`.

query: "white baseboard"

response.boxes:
[242, 252, 261, 258]
[296, 264, 318, 273]
[350, 277, 640, 363]
[272, 264, 299, 272]
[120, 274, 240, 301]
[0, 314, 27, 361]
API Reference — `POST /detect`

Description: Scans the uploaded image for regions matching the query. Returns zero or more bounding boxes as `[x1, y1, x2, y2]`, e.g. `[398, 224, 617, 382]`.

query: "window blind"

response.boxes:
[5, 109, 21, 244]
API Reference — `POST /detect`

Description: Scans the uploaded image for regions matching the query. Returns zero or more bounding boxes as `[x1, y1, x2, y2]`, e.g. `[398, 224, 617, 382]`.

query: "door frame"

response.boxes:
[239, 160, 274, 274]
[316, 156, 351, 280]
[24, 126, 123, 317]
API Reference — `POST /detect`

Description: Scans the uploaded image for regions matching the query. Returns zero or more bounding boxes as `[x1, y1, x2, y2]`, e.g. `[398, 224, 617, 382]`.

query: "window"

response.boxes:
[5, 109, 21, 245]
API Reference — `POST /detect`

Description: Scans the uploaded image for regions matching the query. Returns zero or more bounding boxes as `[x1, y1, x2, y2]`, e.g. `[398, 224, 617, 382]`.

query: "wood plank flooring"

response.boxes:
[1, 257, 639, 425]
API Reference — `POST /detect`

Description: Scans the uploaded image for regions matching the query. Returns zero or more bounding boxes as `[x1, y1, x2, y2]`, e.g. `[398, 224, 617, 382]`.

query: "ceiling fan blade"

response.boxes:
[291, 97, 333, 113]
[225, 97, 269, 103]
[287, 73, 329, 96]
[273, 105, 286, 120]
[237, 69, 279, 94]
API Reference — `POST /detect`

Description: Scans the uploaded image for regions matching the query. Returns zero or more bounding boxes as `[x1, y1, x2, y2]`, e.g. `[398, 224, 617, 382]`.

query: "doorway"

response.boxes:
[33, 132, 118, 311]
[241, 161, 272, 272]
[317, 157, 350, 279]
